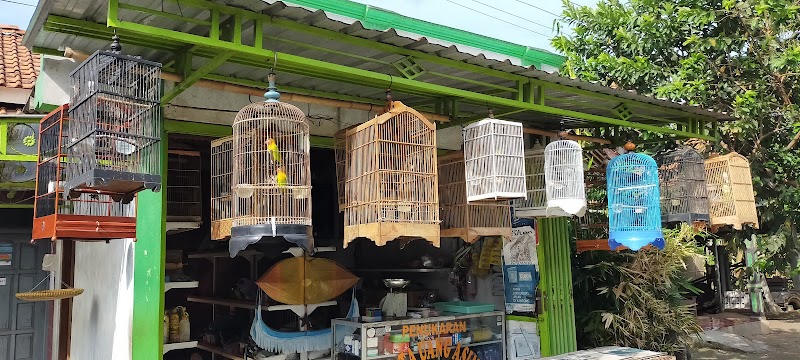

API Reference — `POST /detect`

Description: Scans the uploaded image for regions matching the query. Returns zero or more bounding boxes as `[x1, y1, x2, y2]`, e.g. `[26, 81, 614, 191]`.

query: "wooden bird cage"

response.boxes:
[231, 75, 313, 256]
[32, 105, 136, 241]
[167, 150, 202, 222]
[211, 136, 233, 240]
[658, 147, 710, 225]
[704, 152, 758, 230]
[342, 101, 440, 248]
[607, 152, 664, 251]
[64, 50, 162, 200]
[439, 151, 511, 243]
[334, 127, 349, 212]
[462, 118, 526, 202]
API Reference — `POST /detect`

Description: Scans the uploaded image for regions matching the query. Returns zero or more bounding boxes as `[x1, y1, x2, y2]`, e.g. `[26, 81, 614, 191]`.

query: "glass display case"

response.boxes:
[332, 311, 504, 360]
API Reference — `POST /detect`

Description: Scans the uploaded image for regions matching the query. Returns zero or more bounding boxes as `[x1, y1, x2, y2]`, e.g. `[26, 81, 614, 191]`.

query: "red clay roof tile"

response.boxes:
[0, 25, 40, 90]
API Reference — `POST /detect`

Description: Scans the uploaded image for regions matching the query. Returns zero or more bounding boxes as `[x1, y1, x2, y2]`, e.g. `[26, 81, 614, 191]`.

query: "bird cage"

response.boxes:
[606, 150, 664, 251]
[342, 101, 440, 248]
[230, 74, 313, 256]
[63, 46, 162, 201]
[32, 105, 136, 241]
[512, 145, 546, 217]
[211, 136, 233, 240]
[704, 152, 758, 230]
[545, 139, 587, 217]
[166, 150, 202, 222]
[334, 127, 350, 212]
[439, 151, 511, 243]
[462, 118, 526, 202]
[574, 149, 615, 252]
[658, 147, 710, 225]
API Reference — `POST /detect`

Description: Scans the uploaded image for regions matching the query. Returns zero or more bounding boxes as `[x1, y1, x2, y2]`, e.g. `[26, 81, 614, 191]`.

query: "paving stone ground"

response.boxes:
[692, 319, 800, 360]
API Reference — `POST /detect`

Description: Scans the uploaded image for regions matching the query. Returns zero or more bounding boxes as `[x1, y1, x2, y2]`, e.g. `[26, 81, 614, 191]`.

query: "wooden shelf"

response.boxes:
[164, 281, 198, 293]
[166, 221, 202, 235]
[187, 249, 262, 259]
[187, 296, 257, 310]
[163, 341, 198, 354]
[196, 343, 245, 360]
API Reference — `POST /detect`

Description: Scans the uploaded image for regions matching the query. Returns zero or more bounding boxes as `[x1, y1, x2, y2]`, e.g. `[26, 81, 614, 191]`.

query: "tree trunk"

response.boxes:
[789, 223, 800, 287]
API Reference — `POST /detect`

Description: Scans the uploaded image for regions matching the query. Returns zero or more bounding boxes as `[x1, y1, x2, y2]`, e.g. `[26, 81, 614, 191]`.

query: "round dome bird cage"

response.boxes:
[462, 118, 526, 202]
[438, 151, 511, 243]
[658, 147, 710, 225]
[230, 73, 313, 257]
[606, 149, 664, 251]
[342, 101, 440, 248]
[211, 136, 233, 240]
[544, 140, 587, 217]
[704, 152, 758, 230]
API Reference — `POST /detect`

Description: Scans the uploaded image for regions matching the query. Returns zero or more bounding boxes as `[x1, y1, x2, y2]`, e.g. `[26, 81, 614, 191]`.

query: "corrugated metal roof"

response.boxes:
[24, 0, 732, 131]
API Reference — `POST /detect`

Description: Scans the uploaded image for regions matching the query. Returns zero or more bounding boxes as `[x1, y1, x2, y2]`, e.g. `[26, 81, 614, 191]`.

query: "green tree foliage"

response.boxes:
[553, 0, 800, 276]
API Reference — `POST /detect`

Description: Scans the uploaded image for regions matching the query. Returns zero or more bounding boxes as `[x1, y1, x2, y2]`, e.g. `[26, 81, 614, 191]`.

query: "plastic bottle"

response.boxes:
[179, 307, 191, 342]
[169, 308, 181, 343]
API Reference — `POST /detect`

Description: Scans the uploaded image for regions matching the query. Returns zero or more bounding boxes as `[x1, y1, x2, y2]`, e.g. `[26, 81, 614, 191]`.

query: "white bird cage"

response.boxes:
[167, 150, 202, 223]
[463, 118, 526, 202]
[513, 142, 572, 218]
[545, 140, 587, 217]
[704, 152, 758, 230]
[231, 74, 313, 256]
[342, 101, 440, 248]
[211, 136, 233, 240]
[439, 151, 512, 243]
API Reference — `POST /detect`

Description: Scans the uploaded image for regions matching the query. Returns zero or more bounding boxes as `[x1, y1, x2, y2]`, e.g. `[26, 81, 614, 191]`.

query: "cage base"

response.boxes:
[441, 227, 511, 243]
[514, 206, 573, 219]
[32, 214, 136, 241]
[343, 222, 440, 248]
[63, 169, 161, 197]
[662, 213, 710, 225]
[211, 219, 232, 240]
[710, 216, 759, 232]
[609, 230, 665, 251]
[230, 224, 314, 257]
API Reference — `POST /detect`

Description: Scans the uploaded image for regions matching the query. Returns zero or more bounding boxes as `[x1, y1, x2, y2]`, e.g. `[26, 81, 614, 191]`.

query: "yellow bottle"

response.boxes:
[179, 308, 191, 342]
[169, 308, 181, 343]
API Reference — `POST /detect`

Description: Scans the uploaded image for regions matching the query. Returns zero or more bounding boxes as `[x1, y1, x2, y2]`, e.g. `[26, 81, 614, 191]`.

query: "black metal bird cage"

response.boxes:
[63, 48, 162, 201]
[658, 146, 710, 225]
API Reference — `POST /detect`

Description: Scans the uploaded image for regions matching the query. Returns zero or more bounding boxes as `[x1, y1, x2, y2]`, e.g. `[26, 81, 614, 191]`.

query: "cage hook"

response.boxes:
[558, 120, 565, 139]
[110, 31, 122, 53]
[270, 52, 278, 73]
[487, 108, 494, 119]
[384, 87, 393, 112]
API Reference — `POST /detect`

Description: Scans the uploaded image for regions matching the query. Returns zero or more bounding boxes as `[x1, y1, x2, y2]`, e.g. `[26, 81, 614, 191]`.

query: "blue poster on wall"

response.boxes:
[502, 225, 539, 313]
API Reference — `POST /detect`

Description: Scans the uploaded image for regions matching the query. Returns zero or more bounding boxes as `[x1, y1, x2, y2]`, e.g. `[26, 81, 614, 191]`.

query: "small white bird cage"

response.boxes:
[231, 74, 313, 256]
[545, 140, 587, 217]
[167, 150, 202, 223]
[704, 152, 758, 230]
[658, 147, 710, 225]
[463, 118, 526, 202]
[342, 101, 440, 248]
[211, 136, 233, 240]
[439, 151, 511, 243]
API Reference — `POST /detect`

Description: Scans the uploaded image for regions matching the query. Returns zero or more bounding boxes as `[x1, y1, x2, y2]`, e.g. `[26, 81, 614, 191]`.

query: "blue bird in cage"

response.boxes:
[606, 145, 665, 251]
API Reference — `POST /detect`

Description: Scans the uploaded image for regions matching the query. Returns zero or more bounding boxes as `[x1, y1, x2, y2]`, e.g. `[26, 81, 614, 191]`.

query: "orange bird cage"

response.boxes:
[342, 101, 440, 248]
[32, 105, 136, 241]
[704, 152, 759, 230]
[211, 136, 233, 240]
[438, 151, 511, 243]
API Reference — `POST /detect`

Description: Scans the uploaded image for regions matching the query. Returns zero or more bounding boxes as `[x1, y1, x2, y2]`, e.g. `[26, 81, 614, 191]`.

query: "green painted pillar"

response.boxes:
[536, 217, 577, 356]
[744, 230, 764, 315]
[132, 125, 167, 359]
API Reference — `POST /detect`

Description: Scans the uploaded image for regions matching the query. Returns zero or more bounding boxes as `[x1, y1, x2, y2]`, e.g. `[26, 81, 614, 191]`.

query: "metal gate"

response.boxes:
[0, 233, 49, 360]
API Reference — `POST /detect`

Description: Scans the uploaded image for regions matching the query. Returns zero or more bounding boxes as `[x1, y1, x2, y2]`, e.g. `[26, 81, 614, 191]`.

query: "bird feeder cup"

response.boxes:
[704, 152, 758, 230]
[64, 50, 162, 200]
[439, 151, 511, 243]
[230, 78, 313, 256]
[606, 152, 664, 251]
[32, 105, 136, 241]
[658, 147, 710, 225]
[341, 101, 440, 248]
[462, 118, 527, 202]
[211, 136, 233, 240]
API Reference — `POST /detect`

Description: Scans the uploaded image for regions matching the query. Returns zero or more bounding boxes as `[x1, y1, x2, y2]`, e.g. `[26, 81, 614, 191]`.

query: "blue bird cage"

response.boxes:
[606, 150, 664, 251]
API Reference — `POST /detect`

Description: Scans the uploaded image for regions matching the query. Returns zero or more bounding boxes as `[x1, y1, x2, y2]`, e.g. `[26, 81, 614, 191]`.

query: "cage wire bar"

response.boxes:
[658, 147, 710, 225]
[438, 151, 511, 243]
[64, 48, 162, 200]
[32, 105, 136, 241]
[166, 150, 202, 222]
[704, 152, 759, 230]
[463, 118, 526, 202]
[211, 136, 233, 240]
[606, 150, 664, 251]
[342, 101, 440, 248]
[230, 74, 313, 256]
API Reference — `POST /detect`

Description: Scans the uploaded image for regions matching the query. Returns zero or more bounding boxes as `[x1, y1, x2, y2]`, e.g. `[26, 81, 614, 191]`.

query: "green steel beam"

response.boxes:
[118, 2, 211, 25]
[0, 181, 35, 189]
[162, 51, 232, 103]
[0, 204, 33, 209]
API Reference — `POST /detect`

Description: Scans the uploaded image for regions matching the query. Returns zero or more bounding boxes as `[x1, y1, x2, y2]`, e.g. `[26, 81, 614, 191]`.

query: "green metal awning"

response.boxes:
[25, 0, 731, 140]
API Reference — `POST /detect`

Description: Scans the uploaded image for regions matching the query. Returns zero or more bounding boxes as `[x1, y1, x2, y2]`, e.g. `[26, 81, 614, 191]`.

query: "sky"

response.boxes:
[0, 0, 595, 53]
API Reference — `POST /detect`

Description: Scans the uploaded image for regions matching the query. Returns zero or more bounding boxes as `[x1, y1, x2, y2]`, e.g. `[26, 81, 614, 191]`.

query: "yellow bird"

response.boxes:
[276, 167, 288, 188]
[266, 137, 281, 164]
